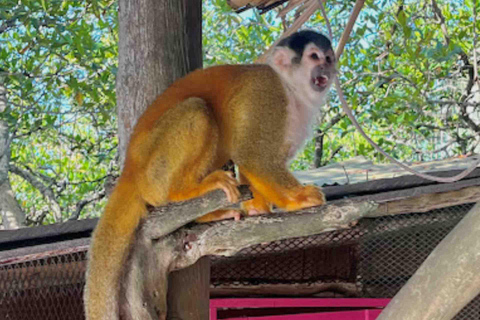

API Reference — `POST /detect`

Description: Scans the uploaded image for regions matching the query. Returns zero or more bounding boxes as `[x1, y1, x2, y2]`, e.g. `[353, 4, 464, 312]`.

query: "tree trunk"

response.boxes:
[314, 128, 323, 168]
[116, 0, 206, 319]
[0, 81, 25, 229]
[116, 0, 202, 167]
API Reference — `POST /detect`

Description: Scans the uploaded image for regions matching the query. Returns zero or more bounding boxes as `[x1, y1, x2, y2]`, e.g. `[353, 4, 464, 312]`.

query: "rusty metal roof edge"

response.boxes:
[1, 167, 480, 251]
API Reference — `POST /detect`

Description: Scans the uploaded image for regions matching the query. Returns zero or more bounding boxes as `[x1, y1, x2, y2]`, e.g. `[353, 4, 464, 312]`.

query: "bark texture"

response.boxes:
[115, 1, 204, 318]
[116, 0, 202, 166]
[121, 186, 378, 319]
[0, 82, 25, 229]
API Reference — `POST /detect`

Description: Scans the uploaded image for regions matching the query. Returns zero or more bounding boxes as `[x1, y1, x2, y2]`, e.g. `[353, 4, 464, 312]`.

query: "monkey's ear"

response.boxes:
[270, 47, 295, 71]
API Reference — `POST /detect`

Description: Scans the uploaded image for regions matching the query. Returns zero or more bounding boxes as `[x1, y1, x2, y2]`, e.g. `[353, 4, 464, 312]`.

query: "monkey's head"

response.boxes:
[269, 30, 336, 101]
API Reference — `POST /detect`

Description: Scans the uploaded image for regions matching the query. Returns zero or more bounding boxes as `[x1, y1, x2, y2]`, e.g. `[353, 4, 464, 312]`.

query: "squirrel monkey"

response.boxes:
[84, 30, 336, 319]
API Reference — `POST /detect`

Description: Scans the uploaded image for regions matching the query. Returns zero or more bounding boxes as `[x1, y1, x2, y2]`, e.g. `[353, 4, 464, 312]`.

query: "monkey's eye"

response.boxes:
[326, 56, 333, 64]
[310, 53, 319, 60]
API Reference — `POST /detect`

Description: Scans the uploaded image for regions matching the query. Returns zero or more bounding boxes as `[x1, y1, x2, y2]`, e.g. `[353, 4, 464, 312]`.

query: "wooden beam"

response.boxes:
[211, 282, 360, 297]
[227, 0, 268, 10]
[373, 185, 480, 217]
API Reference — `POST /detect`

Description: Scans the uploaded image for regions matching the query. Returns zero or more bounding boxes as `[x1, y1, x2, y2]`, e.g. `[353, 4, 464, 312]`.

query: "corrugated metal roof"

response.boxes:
[294, 155, 480, 186]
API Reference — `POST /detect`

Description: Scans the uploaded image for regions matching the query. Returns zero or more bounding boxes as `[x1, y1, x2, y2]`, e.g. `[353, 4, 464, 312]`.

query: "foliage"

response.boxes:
[1, 0, 118, 224]
[204, 0, 480, 171]
[309, 0, 480, 166]
[1, 0, 479, 225]
[203, 0, 283, 65]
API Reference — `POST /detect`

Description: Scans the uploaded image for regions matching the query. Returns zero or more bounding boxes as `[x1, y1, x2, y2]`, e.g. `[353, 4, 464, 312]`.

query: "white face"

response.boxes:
[298, 43, 336, 93]
[269, 42, 336, 104]
[268, 40, 337, 159]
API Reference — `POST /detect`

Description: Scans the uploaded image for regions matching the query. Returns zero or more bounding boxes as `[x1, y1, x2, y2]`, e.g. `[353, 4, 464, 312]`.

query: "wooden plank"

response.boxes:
[211, 282, 359, 297]
[0, 218, 97, 246]
[348, 177, 480, 205]
[373, 186, 480, 216]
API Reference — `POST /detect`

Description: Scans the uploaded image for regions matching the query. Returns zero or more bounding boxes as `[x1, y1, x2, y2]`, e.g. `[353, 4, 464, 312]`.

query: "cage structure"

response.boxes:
[2, 169, 480, 319]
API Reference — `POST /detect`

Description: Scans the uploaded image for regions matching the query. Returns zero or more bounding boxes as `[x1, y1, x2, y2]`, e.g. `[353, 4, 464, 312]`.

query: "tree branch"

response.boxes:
[119, 186, 378, 319]
[9, 165, 63, 222]
[431, 0, 480, 134]
[145, 185, 253, 240]
[170, 199, 377, 270]
[431, 0, 450, 46]
[69, 191, 106, 221]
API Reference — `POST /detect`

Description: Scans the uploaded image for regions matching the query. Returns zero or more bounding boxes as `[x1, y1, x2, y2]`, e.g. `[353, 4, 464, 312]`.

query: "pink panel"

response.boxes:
[209, 306, 218, 320]
[210, 298, 390, 308]
[209, 298, 390, 320]
[223, 309, 380, 320]
[365, 309, 383, 320]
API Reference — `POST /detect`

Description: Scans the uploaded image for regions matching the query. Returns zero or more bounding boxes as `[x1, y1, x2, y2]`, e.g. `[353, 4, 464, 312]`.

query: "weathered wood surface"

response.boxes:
[372, 185, 480, 216]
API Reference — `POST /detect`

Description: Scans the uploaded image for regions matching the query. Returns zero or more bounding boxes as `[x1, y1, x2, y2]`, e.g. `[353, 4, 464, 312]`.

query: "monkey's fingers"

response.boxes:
[285, 185, 326, 211]
[196, 209, 242, 223]
[217, 171, 241, 203]
[242, 197, 271, 216]
[197, 170, 240, 203]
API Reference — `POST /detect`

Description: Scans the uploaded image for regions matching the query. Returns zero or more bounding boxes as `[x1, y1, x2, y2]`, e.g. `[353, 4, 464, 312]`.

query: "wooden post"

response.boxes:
[167, 257, 210, 320]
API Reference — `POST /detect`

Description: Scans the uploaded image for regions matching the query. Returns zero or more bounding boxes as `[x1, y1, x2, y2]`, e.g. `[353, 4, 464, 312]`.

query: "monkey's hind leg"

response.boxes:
[139, 97, 239, 212]
[238, 171, 272, 216]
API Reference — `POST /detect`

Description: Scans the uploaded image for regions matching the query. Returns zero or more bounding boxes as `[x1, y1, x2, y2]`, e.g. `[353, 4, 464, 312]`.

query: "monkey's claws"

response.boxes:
[285, 185, 326, 211]
[217, 171, 240, 203]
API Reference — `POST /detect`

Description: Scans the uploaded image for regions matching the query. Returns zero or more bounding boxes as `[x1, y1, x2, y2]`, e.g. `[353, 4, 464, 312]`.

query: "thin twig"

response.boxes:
[256, 0, 320, 63]
[473, 0, 479, 85]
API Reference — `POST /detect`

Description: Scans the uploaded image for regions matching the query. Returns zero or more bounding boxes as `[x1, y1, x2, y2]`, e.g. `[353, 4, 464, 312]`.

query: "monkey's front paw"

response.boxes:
[285, 185, 326, 211]
[196, 209, 242, 223]
[242, 197, 271, 216]
[203, 170, 240, 203]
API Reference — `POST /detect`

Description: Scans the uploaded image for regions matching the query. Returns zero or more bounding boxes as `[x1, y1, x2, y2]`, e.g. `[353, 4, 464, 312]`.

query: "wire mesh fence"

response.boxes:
[0, 251, 87, 320]
[0, 203, 478, 319]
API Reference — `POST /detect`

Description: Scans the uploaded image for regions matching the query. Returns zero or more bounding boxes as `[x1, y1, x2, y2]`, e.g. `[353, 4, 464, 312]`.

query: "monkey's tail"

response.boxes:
[84, 178, 149, 320]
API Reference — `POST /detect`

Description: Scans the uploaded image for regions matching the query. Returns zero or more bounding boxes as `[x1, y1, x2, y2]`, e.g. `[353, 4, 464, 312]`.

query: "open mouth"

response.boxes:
[313, 75, 329, 88]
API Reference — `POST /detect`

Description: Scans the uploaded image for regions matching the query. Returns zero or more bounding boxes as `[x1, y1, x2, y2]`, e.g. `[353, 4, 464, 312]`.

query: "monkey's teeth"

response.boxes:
[314, 75, 329, 87]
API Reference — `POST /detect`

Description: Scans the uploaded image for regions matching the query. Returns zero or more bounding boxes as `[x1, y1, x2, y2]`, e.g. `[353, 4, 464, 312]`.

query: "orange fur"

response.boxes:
[85, 30, 335, 319]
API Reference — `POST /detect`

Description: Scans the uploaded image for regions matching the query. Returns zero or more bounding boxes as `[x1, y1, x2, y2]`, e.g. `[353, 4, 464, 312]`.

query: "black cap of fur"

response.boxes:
[277, 30, 332, 58]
